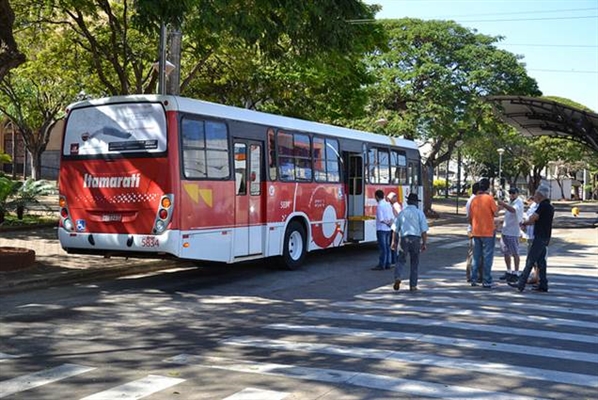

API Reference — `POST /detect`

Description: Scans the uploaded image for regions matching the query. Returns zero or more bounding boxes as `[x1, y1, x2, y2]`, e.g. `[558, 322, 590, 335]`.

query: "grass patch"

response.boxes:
[1, 213, 58, 229]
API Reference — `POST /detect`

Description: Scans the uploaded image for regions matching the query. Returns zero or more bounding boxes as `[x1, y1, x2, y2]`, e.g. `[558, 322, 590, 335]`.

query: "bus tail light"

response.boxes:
[153, 194, 174, 234]
[59, 195, 73, 232]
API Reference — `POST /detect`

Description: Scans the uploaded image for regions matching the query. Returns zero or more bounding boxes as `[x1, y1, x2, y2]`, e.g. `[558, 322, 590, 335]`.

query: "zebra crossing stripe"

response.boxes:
[0, 363, 95, 399]
[305, 310, 598, 344]
[415, 277, 598, 296]
[267, 323, 598, 364]
[222, 387, 289, 400]
[222, 336, 598, 388]
[356, 293, 598, 317]
[358, 292, 598, 312]
[0, 353, 18, 362]
[332, 301, 598, 330]
[79, 375, 184, 400]
[433, 269, 598, 284]
[165, 354, 546, 400]
[420, 271, 598, 295]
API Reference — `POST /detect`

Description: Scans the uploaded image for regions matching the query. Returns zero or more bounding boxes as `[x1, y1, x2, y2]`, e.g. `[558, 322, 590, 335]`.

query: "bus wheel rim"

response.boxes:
[288, 231, 303, 261]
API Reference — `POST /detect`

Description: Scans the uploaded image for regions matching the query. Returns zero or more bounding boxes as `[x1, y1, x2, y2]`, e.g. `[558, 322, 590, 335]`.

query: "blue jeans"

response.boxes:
[518, 237, 549, 290]
[376, 230, 392, 268]
[472, 236, 495, 286]
[394, 235, 421, 288]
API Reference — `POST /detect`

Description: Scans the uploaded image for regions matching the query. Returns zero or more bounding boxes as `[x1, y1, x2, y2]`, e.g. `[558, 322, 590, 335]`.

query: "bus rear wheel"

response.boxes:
[281, 221, 306, 270]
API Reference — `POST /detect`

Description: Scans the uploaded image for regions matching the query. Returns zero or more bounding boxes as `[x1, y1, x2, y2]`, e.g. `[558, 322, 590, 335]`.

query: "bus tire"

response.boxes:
[281, 220, 306, 270]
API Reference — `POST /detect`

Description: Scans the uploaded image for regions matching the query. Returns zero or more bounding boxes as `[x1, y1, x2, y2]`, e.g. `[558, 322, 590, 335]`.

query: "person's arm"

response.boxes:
[522, 212, 539, 226]
[498, 200, 516, 213]
[420, 232, 428, 252]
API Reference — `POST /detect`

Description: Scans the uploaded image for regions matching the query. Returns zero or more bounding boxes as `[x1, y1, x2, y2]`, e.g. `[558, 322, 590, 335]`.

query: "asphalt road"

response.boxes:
[0, 212, 596, 399]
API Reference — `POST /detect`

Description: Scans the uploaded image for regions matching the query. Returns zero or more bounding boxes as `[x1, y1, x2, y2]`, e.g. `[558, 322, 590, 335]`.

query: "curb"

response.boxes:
[0, 259, 193, 295]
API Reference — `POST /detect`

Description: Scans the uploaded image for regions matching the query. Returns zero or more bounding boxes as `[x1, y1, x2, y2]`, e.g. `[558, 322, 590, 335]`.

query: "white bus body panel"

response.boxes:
[58, 228, 181, 256]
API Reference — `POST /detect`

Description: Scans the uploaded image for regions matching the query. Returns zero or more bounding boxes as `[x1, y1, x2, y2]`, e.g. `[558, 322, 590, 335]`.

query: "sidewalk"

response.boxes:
[1, 198, 595, 294]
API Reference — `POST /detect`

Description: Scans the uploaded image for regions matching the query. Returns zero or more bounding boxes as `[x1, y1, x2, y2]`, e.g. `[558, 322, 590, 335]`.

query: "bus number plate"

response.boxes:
[141, 236, 160, 248]
[102, 214, 122, 222]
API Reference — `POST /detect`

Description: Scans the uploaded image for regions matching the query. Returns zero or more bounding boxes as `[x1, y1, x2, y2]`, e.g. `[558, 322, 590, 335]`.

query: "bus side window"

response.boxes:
[268, 128, 277, 180]
[181, 118, 229, 180]
[368, 147, 390, 184]
[294, 133, 312, 181]
[378, 148, 390, 184]
[205, 121, 229, 179]
[313, 137, 339, 182]
[367, 147, 377, 183]
[234, 143, 247, 195]
[278, 131, 295, 181]
[182, 118, 206, 178]
[392, 150, 407, 184]
[325, 139, 340, 182]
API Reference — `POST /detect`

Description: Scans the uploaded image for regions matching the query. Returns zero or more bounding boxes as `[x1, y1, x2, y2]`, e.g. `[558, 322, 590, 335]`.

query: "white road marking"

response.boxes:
[0, 353, 18, 362]
[0, 364, 95, 399]
[222, 387, 289, 400]
[355, 293, 598, 317]
[304, 310, 598, 344]
[355, 290, 598, 315]
[222, 336, 598, 388]
[266, 323, 598, 363]
[80, 374, 184, 400]
[165, 354, 547, 400]
[332, 301, 598, 329]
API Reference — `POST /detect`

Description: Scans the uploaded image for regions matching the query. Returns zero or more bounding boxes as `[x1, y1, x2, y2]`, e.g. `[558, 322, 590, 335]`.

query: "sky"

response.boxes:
[363, 0, 598, 112]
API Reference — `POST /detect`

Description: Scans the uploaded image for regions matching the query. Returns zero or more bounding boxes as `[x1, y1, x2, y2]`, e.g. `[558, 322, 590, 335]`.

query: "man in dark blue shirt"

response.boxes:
[509, 186, 554, 292]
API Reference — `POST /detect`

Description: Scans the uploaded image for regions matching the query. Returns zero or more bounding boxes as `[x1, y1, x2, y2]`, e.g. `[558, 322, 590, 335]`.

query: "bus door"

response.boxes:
[233, 140, 264, 257]
[346, 153, 365, 241]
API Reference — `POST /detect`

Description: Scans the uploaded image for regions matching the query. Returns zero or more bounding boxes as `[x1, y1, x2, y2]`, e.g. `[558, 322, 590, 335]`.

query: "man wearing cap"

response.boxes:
[497, 187, 524, 282]
[468, 178, 498, 288]
[391, 192, 428, 291]
[509, 186, 554, 292]
[387, 192, 403, 266]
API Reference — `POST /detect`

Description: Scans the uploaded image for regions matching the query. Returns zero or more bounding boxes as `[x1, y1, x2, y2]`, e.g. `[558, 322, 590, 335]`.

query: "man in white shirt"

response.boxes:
[497, 187, 524, 282]
[391, 193, 428, 291]
[372, 189, 394, 270]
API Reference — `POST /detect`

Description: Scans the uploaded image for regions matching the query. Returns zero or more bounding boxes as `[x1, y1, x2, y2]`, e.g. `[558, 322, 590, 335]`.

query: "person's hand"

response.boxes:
[421, 243, 427, 252]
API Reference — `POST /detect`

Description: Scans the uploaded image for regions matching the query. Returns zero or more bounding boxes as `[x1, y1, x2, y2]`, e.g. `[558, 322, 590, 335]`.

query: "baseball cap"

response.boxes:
[508, 187, 519, 194]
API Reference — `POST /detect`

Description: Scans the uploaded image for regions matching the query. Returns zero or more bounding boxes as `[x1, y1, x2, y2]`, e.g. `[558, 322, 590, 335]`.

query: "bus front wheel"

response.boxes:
[281, 221, 306, 270]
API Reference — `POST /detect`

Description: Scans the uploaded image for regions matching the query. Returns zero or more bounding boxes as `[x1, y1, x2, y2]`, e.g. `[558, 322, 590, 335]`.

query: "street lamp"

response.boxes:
[497, 148, 505, 191]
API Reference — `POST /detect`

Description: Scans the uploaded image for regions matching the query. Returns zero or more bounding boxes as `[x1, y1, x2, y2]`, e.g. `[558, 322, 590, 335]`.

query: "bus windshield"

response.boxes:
[63, 102, 167, 157]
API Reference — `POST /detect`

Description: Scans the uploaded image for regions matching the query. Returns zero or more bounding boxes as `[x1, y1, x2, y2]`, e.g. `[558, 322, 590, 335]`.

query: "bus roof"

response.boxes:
[68, 95, 419, 151]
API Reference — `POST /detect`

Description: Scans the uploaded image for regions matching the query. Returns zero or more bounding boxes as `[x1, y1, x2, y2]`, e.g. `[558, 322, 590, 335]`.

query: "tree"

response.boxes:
[0, 0, 25, 79]
[359, 19, 541, 213]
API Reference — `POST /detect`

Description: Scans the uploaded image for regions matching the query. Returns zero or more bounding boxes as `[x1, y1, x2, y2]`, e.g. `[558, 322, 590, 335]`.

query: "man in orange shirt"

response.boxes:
[468, 178, 498, 288]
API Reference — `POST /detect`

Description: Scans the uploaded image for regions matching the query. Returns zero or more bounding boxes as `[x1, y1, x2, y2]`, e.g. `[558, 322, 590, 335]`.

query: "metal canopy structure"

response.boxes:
[486, 95, 598, 152]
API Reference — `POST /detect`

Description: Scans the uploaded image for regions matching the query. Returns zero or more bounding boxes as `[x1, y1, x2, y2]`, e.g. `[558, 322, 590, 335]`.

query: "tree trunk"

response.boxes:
[31, 148, 42, 180]
[422, 162, 434, 214]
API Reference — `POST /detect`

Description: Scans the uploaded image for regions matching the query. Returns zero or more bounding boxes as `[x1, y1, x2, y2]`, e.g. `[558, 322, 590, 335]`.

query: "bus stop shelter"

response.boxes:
[486, 95, 598, 152]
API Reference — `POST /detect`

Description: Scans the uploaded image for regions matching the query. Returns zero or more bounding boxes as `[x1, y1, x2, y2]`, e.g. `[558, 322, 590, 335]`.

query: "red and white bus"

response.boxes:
[58, 95, 422, 269]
